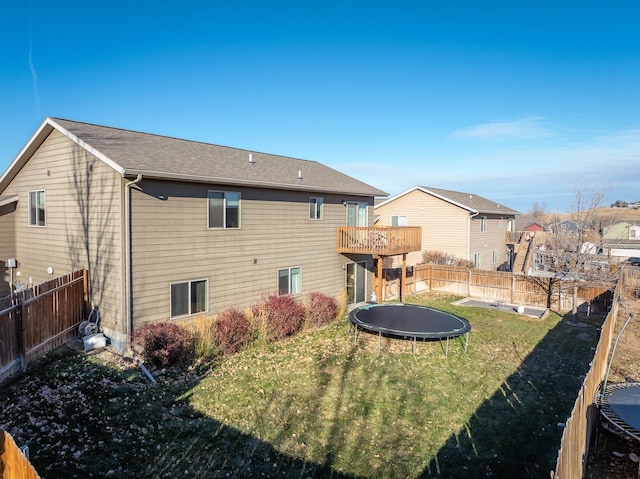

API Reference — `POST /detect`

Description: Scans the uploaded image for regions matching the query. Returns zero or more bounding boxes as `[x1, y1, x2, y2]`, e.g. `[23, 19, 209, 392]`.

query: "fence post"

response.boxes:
[82, 269, 90, 319]
[467, 269, 472, 297]
[18, 300, 26, 371]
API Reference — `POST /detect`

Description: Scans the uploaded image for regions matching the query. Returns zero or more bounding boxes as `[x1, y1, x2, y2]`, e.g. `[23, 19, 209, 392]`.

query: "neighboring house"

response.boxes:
[514, 215, 545, 242]
[374, 186, 520, 270]
[628, 201, 640, 209]
[514, 214, 545, 233]
[602, 241, 640, 262]
[550, 219, 580, 235]
[603, 221, 640, 241]
[0, 118, 388, 352]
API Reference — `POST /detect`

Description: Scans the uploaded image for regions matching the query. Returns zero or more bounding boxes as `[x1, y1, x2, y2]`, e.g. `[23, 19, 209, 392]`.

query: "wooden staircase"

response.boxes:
[512, 234, 534, 274]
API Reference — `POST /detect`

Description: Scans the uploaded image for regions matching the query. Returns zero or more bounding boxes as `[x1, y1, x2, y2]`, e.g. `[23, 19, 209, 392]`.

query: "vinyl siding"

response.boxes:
[469, 215, 511, 270]
[130, 179, 373, 324]
[0, 131, 123, 334]
[375, 189, 469, 266]
[0, 202, 17, 296]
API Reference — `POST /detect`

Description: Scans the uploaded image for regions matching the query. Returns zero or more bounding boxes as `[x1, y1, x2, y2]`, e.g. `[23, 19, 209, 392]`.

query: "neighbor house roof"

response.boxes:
[0, 118, 387, 197]
[375, 185, 520, 215]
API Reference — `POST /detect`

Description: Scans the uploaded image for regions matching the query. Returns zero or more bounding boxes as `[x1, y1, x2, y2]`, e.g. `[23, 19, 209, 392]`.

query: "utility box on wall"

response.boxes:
[6, 258, 17, 268]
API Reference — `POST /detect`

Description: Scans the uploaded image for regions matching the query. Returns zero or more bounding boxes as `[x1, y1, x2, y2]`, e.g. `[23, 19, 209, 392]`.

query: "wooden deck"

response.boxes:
[336, 226, 422, 256]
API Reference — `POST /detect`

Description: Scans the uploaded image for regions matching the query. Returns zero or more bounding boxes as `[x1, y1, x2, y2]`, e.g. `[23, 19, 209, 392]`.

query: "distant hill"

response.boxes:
[538, 207, 640, 225]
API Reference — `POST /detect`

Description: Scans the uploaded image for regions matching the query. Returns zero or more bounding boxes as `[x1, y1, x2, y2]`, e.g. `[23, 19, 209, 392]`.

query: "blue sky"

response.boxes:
[1, 1, 639, 212]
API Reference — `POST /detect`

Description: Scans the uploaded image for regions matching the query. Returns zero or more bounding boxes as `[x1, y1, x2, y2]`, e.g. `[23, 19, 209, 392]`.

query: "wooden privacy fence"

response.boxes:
[0, 270, 88, 383]
[382, 264, 614, 313]
[0, 429, 40, 479]
[551, 273, 625, 478]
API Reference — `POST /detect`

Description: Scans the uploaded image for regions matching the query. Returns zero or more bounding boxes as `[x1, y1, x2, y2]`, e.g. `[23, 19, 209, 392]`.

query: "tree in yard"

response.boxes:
[529, 201, 549, 225]
[530, 180, 619, 318]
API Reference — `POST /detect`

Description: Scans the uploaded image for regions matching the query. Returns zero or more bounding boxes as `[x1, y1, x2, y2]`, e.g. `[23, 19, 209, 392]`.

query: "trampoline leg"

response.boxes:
[413, 337, 416, 357]
[445, 337, 449, 357]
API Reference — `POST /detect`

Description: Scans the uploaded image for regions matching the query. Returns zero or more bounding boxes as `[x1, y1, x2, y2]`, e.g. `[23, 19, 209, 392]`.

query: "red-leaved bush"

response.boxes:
[260, 294, 306, 341]
[214, 308, 252, 354]
[305, 292, 338, 329]
[132, 322, 189, 368]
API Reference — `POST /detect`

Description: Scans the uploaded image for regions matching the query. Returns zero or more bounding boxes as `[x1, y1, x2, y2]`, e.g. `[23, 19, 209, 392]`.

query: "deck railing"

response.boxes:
[505, 231, 525, 244]
[336, 226, 422, 256]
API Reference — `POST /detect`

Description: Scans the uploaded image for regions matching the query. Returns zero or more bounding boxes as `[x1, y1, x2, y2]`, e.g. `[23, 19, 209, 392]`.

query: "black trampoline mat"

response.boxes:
[349, 303, 471, 339]
[608, 385, 640, 432]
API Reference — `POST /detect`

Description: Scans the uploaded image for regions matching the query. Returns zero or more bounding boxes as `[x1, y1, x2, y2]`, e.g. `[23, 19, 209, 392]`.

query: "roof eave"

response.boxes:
[0, 194, 18, 207]
[122, 170, 388, 197]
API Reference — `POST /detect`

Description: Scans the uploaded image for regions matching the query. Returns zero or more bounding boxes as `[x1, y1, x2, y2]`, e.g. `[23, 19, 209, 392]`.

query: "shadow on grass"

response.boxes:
[420, 311, 602, 478]
[1, 308, 603, 479]
[0, 346, 361, 479]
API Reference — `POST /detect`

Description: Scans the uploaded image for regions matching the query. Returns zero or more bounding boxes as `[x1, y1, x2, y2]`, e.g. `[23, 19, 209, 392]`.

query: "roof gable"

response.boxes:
[1, 118, 387, 197]
[376, 185, 520, 215]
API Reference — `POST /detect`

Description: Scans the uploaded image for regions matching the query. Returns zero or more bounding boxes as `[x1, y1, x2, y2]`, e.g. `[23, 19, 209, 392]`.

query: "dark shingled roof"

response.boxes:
[416, 186, 520, 215]
[48, 118, 387, 197]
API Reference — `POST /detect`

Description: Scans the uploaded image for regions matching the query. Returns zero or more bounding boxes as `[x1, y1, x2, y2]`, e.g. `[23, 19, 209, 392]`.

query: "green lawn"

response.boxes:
[0, 294, 601, 478]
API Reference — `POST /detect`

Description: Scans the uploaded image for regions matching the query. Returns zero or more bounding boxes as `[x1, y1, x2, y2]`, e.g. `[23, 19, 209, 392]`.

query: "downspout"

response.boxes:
[468, 211, 479, 264]
[124, 175, 143, 354]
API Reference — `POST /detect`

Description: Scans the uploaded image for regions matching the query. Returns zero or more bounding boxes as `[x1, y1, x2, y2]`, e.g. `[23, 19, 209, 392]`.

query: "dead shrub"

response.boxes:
[259, 294, 305, 341]
[305, 292, 339, 329]
[214, 308, 253, 354]
[132, 322, 189, 368]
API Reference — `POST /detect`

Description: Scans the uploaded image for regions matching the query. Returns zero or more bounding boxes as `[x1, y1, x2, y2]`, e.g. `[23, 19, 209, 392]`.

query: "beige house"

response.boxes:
[0, 118, 388, 352]
[375, 186, 520, 270]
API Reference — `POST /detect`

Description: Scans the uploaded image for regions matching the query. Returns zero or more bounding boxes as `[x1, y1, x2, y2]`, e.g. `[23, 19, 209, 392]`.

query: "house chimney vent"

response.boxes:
[298, 170, 303, 180]
[249, 153, 255, 164]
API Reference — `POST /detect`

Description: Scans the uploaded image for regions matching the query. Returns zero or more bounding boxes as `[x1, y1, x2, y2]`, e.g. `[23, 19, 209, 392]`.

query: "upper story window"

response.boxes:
[480, 216, 488, 233]
[208, 191, 240, 228]
[29, 190, 46, 226]
[391, 215, 407, 226]
[309, 197, 323, 220]
[492, 250, 499, 264]
[278, 266, 301, 295]
[347, 202, 368, 227]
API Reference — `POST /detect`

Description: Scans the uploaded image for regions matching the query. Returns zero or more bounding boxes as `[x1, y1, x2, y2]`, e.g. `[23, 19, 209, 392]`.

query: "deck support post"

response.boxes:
[376, 256, 383, 303]
[401, 253, 407, 303]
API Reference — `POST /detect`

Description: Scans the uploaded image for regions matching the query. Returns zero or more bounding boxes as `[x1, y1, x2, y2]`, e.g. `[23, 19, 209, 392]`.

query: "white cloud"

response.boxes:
[449, 116, 553, 142]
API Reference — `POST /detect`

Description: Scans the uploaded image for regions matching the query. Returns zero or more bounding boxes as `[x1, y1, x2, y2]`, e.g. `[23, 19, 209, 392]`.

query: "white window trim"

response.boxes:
[492, 250, 499, 264]
[208, 190, 241, 229]
[28, 190, 46, 227]
[346, 202, 368, 227]
[474, 253, 481, 268]
[277, 266, 302, 295]
[169, 278, 209, 319]
[391, 215, 408, 227]
[481, 216, 488, 233]
[309, 197, 323, 220]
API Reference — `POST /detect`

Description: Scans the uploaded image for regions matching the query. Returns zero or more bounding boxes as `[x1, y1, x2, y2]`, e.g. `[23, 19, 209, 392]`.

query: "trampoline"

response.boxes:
[597, 382, 640, 441]
[348, 303, 471, 356]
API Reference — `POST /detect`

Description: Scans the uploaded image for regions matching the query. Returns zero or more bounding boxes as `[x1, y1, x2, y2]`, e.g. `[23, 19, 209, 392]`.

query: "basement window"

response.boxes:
[278, 267, 301, 295]
[170, 279, 208, 318]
